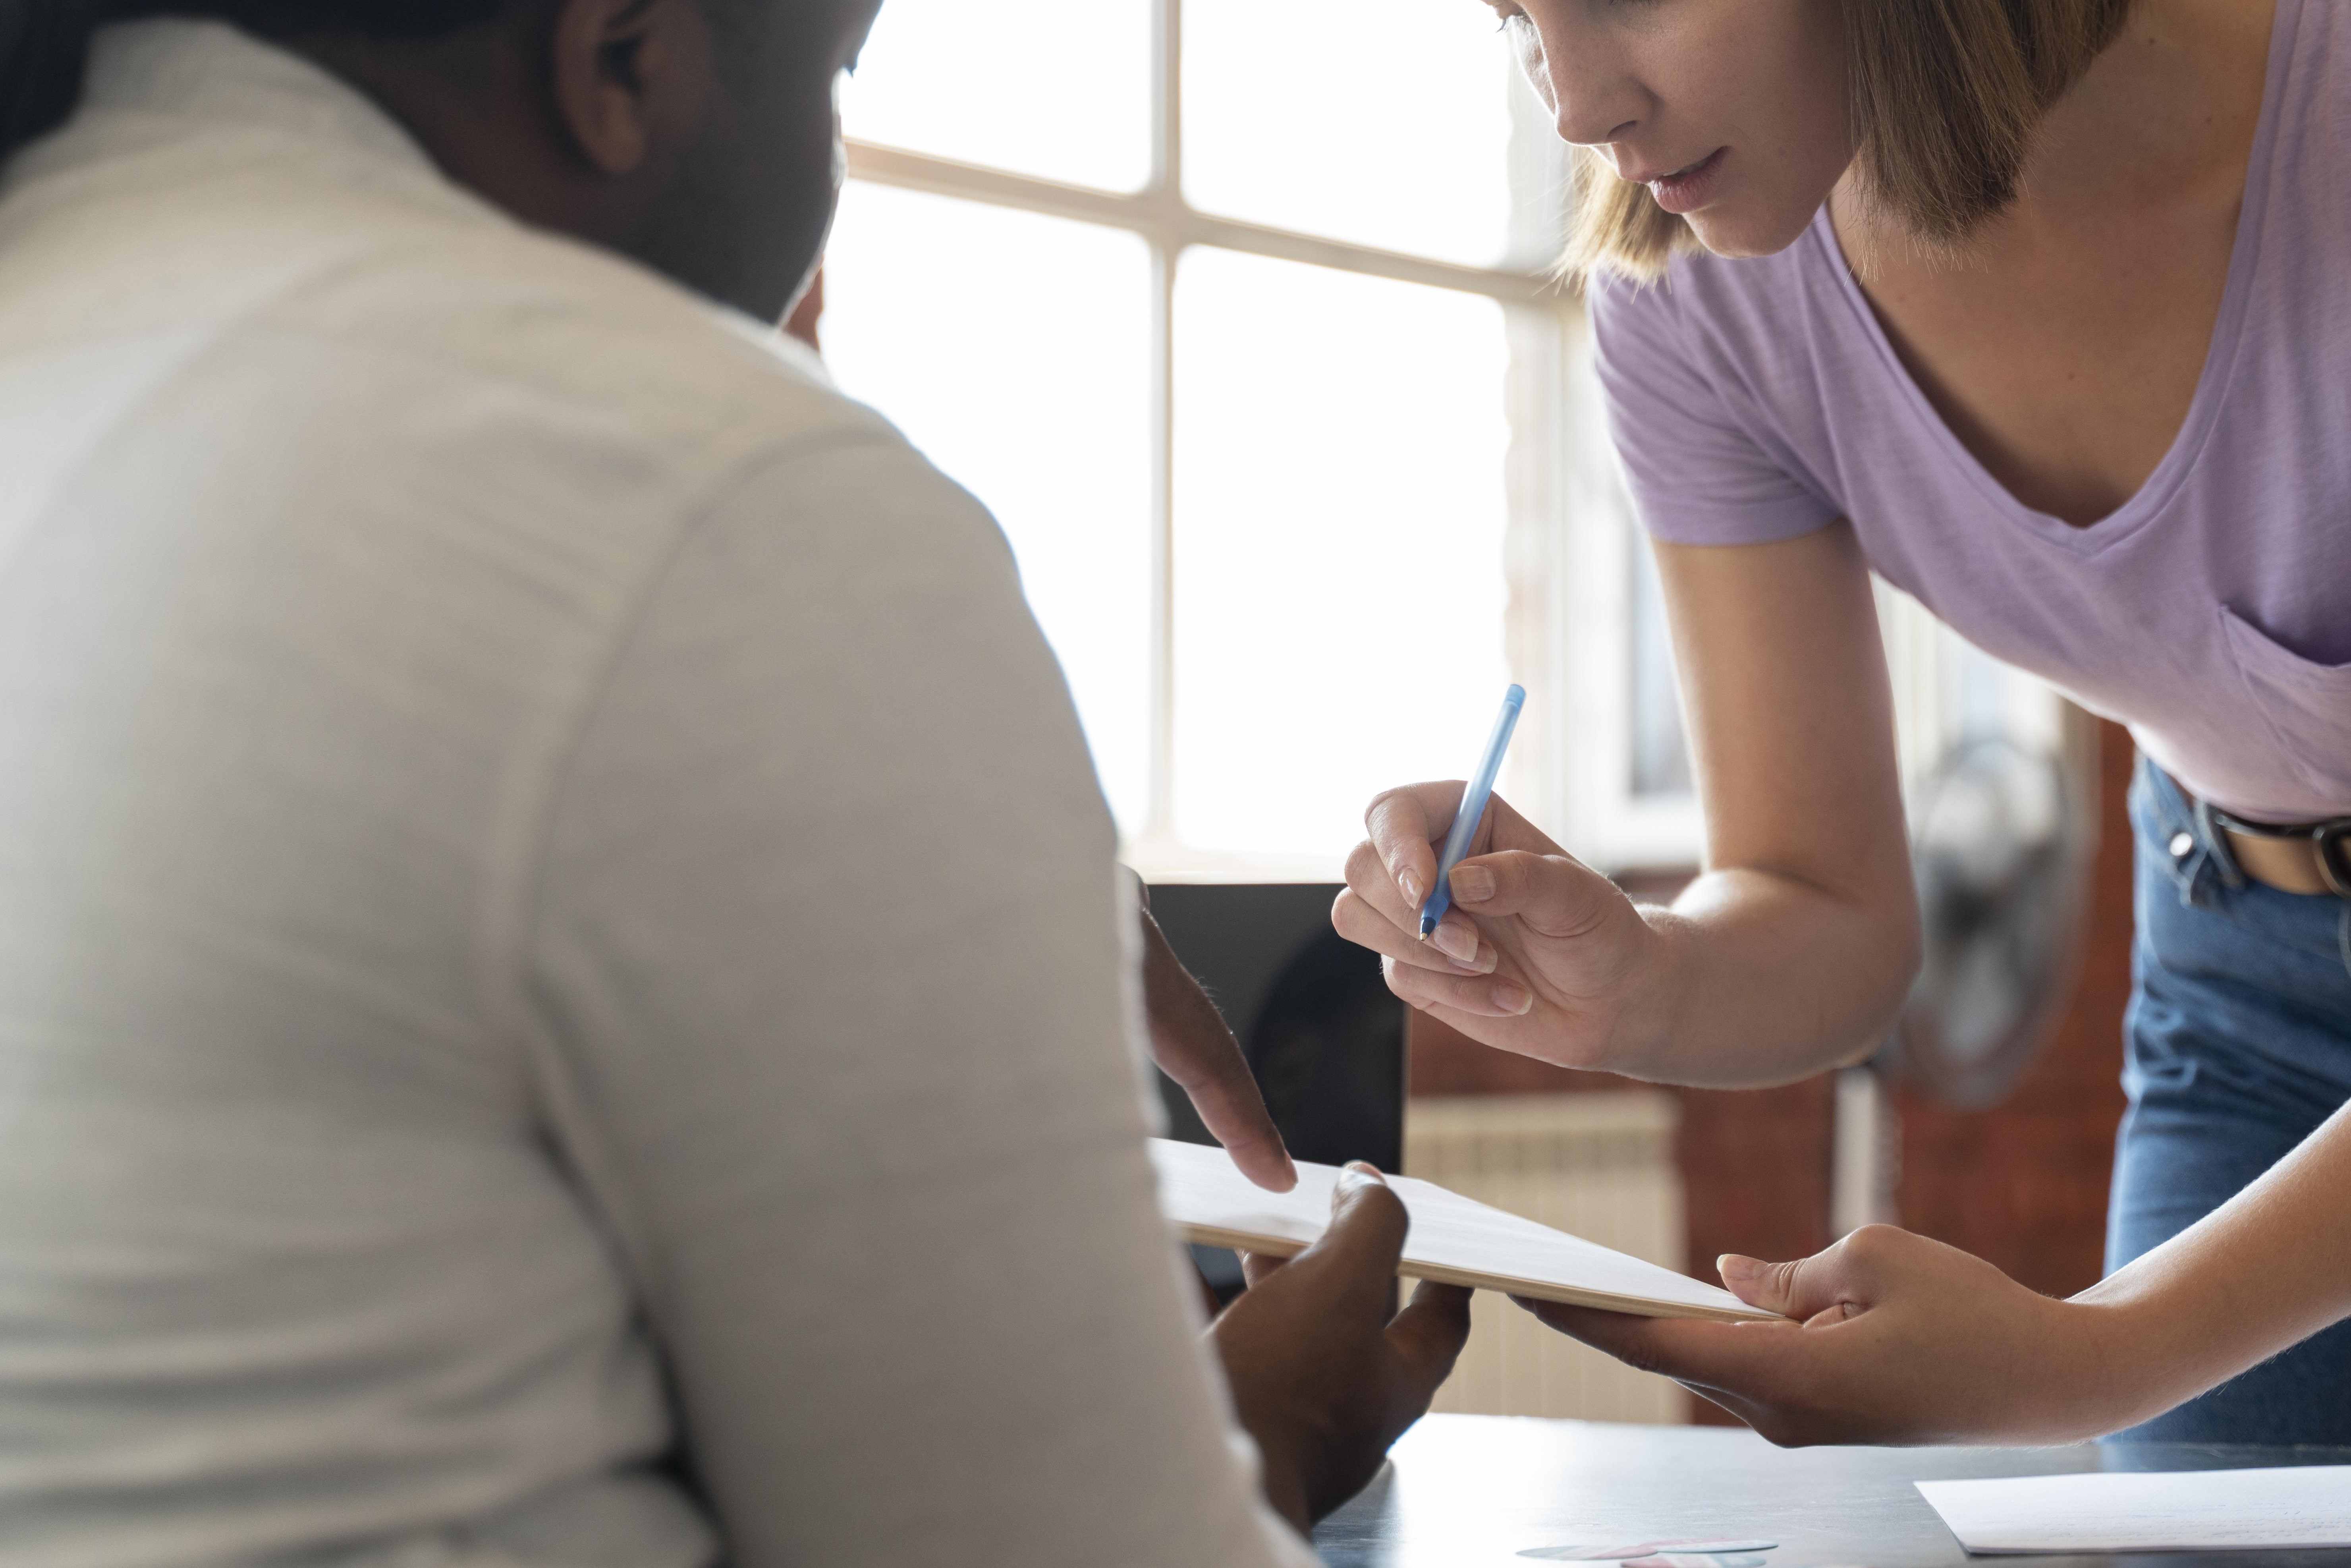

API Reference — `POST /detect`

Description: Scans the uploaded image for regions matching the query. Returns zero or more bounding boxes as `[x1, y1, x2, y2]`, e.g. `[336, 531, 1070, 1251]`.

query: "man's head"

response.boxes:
[0, 0, 884, 322]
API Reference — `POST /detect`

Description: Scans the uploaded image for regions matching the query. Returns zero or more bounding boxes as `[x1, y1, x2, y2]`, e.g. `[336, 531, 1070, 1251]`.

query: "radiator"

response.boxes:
[1406, 1092, 1690, 1423]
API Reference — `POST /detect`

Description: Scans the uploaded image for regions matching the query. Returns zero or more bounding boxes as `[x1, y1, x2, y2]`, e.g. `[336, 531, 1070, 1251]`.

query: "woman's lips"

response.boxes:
[1641, 148, 1727, 216]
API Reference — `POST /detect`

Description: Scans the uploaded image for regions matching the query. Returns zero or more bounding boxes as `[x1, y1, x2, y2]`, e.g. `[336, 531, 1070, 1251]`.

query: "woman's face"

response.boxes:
[1488, 0, 1853, 259]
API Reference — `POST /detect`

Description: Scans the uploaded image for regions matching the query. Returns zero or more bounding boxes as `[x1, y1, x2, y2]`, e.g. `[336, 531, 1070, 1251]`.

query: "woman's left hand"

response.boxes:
[1524, 1225, 2131, 1447]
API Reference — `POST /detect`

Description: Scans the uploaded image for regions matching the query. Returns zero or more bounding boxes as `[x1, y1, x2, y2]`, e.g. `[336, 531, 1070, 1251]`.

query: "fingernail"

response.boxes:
[1448, 944, 1496, 976]
[1492, 981, 1530, 1015]
[1451, 864, 1496, 904]
[1718, 1254, 1762, 1283]
[1398, 867, 1423, 906]
[1338, 1161, 1384, 1189]
[1432, 921, 1477, 964]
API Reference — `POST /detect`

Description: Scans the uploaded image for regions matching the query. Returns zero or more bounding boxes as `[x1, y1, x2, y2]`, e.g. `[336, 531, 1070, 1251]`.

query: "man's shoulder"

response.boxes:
[253, 215, 902, 489]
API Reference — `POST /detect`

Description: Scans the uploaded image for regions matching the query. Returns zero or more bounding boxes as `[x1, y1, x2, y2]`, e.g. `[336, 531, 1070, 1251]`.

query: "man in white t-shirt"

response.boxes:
[0, 2, 1469, 1564]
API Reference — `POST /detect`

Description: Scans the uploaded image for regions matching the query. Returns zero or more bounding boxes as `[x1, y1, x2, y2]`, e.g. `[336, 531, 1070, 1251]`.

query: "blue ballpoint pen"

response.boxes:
[1418, 684, 1527, 942]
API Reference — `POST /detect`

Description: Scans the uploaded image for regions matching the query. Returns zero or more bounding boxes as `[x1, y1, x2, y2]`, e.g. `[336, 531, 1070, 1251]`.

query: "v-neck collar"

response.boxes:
[1811, 0, 2296, 560]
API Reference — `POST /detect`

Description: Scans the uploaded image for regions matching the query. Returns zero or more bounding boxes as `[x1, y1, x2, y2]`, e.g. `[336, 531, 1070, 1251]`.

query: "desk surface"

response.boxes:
[1315, 1416, 2351, 1568]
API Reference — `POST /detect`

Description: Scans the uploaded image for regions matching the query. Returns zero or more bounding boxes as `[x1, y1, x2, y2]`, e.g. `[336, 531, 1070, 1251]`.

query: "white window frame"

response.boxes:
[842, 0, 1704, 881]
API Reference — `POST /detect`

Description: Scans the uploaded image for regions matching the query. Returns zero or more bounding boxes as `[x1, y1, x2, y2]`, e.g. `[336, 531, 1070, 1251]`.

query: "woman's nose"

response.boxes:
[1515, 6, 1645, 148]
[1550, 64, 1645, 148]
[1556, 100, 1641, 149]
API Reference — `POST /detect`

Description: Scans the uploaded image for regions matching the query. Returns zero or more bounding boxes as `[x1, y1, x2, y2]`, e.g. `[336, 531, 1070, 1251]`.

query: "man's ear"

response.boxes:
[546, 0, 716, 177]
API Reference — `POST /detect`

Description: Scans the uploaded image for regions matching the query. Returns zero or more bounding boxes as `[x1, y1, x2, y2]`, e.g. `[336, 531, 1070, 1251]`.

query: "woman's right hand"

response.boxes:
[1337, 531, 1918, 1090]
[1331, 781, 1670, 1074]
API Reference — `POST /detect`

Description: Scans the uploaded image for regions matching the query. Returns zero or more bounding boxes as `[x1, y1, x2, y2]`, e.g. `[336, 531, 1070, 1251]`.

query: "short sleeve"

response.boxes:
[1588, 272, 1839, 546]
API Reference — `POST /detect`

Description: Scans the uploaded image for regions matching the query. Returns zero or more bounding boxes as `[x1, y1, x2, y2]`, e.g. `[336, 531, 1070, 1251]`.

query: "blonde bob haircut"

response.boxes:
[1565, 0, 2137, 283]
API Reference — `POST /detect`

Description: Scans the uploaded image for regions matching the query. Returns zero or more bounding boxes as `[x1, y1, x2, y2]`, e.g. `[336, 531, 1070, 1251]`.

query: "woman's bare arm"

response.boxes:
[1335, 522, 1918, 1087]
[1642, 523, 1921, 1080]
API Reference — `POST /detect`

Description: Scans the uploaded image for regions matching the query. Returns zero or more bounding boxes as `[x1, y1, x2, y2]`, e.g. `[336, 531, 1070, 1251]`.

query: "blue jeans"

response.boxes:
[2105, 762, 2351, 1444]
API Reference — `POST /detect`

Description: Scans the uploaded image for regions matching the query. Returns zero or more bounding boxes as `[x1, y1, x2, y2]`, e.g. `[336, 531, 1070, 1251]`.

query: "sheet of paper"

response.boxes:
[1916, 1467, 2351, 1554]
[1148, 1137, 1776, 1322]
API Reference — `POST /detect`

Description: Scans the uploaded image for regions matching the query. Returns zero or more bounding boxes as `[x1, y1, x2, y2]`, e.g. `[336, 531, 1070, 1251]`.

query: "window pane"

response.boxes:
[1174, 249, 1511, 859]
[840, 0, 1152, 193]
[821, 183, 1156, 829]
[1184, 0, 1517, 267]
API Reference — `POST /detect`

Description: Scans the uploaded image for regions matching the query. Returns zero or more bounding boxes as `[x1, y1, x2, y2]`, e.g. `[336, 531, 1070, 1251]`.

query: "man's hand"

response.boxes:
[1210, 1165, 1472, 1530]
[1141, 902, 1296, 1191]
[1521, 1225, 2124, 1447]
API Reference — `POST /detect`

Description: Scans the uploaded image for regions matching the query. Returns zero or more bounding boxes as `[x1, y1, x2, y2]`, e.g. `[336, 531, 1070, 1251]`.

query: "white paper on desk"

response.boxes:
[1147, 1137, 1776, 1322]
[1916, 1467, 2351, 1554]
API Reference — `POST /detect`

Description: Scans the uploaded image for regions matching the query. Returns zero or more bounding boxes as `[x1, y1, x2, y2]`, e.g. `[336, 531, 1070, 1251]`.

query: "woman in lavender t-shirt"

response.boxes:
[1339, 0, 2351, 1446]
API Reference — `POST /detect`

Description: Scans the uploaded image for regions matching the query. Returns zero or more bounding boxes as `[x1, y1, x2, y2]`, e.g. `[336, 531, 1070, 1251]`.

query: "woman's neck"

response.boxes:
[2018, 0, 2273, 228]
[1821, 0, 2275, 527]
[1833, 0, 2272, 261]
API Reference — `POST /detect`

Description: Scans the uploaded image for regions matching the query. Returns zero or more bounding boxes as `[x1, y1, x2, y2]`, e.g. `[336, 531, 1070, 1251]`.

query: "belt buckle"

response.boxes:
[2319, 822, 2351, 901]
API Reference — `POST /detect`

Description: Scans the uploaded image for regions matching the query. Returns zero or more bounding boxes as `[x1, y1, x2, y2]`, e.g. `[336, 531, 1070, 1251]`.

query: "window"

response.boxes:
[825, 0, 1696, 880]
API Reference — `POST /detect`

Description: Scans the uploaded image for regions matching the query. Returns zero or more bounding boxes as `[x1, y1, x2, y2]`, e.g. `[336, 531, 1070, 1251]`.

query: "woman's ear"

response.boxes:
[546, 0, 716, 177]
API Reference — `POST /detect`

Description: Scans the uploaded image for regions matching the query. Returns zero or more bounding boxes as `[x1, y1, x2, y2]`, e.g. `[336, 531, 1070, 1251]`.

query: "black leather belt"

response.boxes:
[2200, 799, 2351, 900]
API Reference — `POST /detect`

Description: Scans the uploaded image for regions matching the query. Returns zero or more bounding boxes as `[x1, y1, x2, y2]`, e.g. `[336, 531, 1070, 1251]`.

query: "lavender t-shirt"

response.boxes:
[1591, 0, 2349, 824]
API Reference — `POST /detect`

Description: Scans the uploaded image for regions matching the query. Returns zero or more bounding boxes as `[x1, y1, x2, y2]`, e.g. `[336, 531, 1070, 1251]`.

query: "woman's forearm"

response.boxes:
[1612, 866, 1921, 1089]
[2072, 1098, 2351, 1433]
[1625, 526, 1921, 1089]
